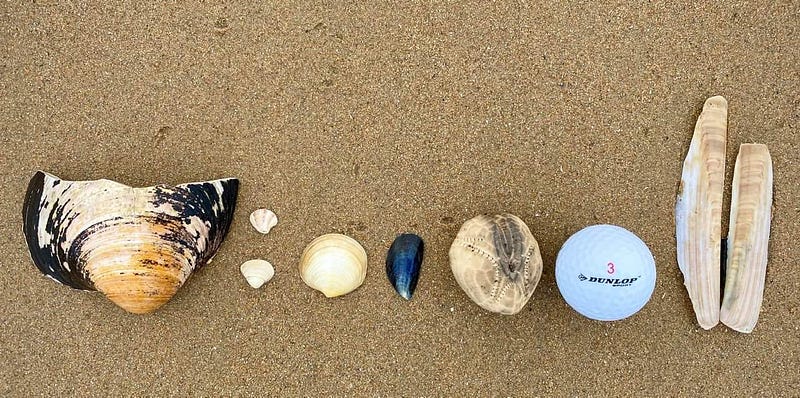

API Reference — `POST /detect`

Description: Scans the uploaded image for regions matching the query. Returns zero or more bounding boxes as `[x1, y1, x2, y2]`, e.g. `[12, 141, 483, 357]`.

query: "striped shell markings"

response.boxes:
[22, 171, 239, 314]
[675, 96, 727, 329]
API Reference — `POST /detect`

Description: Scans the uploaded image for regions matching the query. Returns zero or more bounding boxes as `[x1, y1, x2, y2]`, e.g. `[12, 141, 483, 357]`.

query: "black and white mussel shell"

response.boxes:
[22, 171, 239, 314]
[386, 233, 424, 300]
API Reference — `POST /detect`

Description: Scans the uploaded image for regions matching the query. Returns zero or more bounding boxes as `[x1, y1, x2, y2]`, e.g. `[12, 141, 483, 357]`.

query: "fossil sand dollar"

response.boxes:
[449, 214, 543, 315]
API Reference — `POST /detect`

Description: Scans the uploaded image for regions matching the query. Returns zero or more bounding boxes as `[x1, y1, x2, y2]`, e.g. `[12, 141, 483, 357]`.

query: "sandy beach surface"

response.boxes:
[1, 2, 798, 396]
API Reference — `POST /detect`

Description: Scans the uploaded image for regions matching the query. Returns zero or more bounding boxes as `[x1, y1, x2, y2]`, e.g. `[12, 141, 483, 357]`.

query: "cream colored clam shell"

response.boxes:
[299, 233, 367, 298]
[240, 259, 275, 288]
[250, 209, 278, 234]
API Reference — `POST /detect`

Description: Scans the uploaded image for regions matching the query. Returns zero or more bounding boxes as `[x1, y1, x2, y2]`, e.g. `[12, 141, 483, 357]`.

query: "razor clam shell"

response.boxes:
[22, 171, 239, 314]
[720, 144, 773, 333]
[675, 95, 727, 329]
[386, 233, 424, 300]
[449, 214, 543, 315]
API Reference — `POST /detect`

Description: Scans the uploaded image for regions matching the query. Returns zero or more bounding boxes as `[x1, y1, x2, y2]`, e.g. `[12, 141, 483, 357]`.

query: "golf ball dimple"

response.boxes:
[555, 224, 656, 321]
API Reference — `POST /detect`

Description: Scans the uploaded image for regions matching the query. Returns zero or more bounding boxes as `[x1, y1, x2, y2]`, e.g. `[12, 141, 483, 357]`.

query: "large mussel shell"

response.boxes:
[22, 171, 239, 314]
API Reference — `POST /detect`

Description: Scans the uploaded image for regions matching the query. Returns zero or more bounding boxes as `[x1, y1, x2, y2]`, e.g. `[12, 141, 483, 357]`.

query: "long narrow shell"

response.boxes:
[720, 144, 773, 333]
[675, 96, 727, 329]
[299, 234, 367, 298]
[240, 259, 275, 289]
[22, 171, 239, 314]
[449, 214, 543, 315]
[250, 209, 278, 234]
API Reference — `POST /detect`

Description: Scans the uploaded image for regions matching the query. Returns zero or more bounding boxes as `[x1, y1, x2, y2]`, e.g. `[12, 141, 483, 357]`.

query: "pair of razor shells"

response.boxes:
[676, 96, 773, 333]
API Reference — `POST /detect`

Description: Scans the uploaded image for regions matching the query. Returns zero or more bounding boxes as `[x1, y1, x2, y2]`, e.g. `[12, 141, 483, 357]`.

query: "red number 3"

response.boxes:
[607, 262, 615, 274]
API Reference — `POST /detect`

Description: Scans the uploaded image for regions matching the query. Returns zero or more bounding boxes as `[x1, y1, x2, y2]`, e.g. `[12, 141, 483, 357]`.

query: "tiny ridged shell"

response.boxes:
[299, 233, 367, 298]
[250, 209, 278, 234]
[240, 259, 275, 288]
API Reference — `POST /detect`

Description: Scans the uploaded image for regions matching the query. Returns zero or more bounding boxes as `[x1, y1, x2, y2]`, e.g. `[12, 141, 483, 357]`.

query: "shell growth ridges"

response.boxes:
[299, 233, 367, 298]
[22, 171, 239, 314]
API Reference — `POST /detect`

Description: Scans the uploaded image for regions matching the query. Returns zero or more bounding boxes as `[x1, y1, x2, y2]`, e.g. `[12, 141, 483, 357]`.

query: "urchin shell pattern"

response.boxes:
[449, 214, 543, 315]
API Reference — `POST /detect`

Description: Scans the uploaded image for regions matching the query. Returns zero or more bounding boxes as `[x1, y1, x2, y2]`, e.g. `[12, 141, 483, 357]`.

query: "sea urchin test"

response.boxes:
[555, 224, 656, 321]
[449, 214, 543, 315]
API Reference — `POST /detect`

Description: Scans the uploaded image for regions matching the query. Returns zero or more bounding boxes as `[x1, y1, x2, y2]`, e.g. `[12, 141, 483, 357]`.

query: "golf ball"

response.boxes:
[555, 224, 656, 321]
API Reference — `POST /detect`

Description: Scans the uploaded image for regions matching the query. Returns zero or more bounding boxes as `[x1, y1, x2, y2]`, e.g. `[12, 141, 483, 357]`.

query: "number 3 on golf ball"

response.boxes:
[555, 224, 656, 321]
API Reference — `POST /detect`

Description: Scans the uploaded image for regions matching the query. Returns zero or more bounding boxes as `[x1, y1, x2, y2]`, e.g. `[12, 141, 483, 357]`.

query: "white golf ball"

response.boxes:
[555, 224, 656, 321]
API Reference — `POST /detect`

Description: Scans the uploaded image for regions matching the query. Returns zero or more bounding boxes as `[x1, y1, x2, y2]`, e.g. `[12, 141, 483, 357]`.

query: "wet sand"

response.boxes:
[1, 2, 798, 396]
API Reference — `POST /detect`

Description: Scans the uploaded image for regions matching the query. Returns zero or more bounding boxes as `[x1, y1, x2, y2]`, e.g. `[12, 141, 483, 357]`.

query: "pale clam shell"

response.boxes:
[675, 95, 727, 329]
[240, 259, 275, 288]
[449, 214, 543, 315]
[720, 144, 772, 333]
[299, 233, 367, 298]
[22, 171, 239, 314]
[250, 208, 278, 234]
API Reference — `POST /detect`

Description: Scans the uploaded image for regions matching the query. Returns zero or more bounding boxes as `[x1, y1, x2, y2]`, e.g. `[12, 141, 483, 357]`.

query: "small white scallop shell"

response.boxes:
[240, 259, 275, 288]
[250, 209, 278, 234]
[299, 233, 367, 298]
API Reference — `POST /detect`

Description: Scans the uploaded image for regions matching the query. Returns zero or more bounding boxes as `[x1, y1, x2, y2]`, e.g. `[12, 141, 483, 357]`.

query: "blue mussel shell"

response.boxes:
[386, 233, 424, 300]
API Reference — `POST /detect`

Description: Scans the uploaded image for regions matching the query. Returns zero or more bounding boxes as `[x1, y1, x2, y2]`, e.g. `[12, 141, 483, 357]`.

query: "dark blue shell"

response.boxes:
[386, 233, 424, 300]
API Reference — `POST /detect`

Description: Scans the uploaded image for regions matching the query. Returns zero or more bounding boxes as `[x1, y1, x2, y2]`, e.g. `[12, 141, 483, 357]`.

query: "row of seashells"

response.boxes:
[24, 113, 774, 330]
[243, 213, 540, 316]
[245, 211, 540, 316]
[244, 209, 424, 299]
[21, 172, 532, 315]
[20, 171, 427, 312]
[292, 213, 540, 316]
